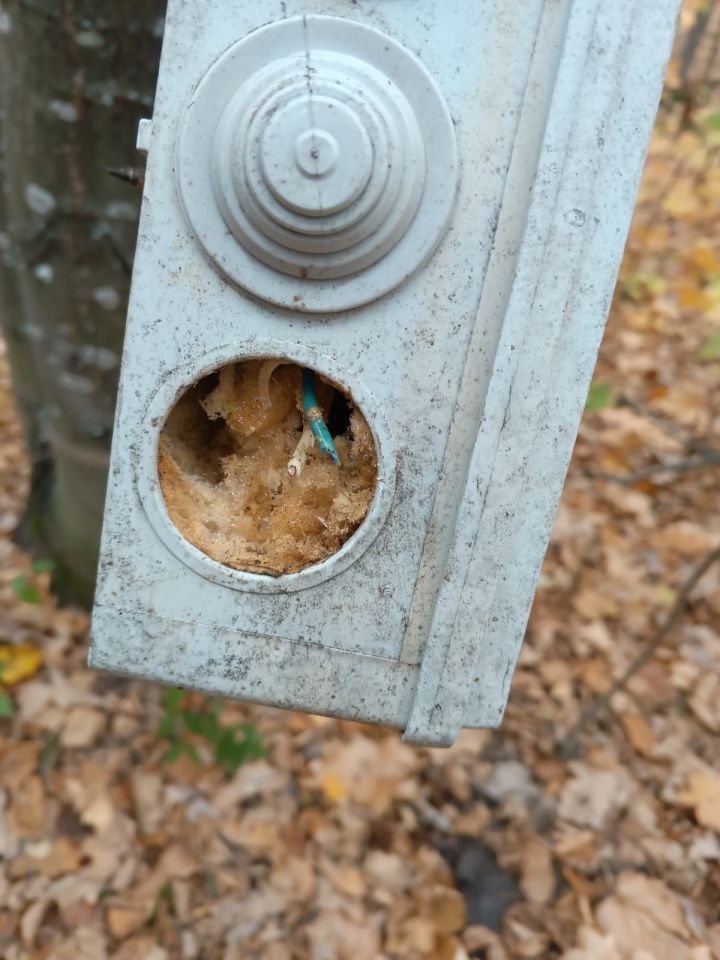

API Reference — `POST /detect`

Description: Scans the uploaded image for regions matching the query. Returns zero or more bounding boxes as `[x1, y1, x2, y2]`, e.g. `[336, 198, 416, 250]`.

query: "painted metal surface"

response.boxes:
[90, 0, 680, 745]
[176, 15, 457, 310]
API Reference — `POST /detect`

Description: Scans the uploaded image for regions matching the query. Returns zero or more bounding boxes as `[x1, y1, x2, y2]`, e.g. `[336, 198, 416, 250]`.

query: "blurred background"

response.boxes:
[0, 1, 719, 958]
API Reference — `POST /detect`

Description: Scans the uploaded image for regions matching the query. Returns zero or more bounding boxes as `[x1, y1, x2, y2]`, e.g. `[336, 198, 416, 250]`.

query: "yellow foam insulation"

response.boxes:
[158, 361, 378, 575]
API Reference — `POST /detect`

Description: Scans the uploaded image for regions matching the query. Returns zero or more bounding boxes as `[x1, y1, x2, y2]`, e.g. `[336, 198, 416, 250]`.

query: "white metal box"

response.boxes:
[90, 0, 680, 744]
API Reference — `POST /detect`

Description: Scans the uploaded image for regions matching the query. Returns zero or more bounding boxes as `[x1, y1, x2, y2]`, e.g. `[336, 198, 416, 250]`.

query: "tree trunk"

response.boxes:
[0, 0, 163, 604]
[681, 3, 720, 93]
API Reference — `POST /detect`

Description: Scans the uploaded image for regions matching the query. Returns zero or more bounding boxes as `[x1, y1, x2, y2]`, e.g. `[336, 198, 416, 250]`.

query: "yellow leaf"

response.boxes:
[321, 773, 347, 803]
[690, 243, 720, 277]
[0, 643, 44, 687]
[676, 282, 711, 312]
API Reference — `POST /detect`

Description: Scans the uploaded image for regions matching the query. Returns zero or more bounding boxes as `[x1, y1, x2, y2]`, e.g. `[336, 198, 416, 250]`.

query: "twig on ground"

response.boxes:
[616, 394, 690, 443]
[560, 544, 720, 758]
[587, 451, 720, 485]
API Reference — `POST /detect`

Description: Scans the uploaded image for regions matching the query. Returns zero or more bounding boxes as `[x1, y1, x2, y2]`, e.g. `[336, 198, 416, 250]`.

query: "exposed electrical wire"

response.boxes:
[256, 362, 340, 475]
[287, 425, 315, 478]
[301, 368, 340, 465]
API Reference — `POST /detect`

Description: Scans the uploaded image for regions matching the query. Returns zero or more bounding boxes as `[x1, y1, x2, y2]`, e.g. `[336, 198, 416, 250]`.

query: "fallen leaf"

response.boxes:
[62, 706, 107, 748]
[111, 936, 165, 960]
[689, 673, 720, 733]
[308, 735, 421, 815]
[706, 925, 720, 960]
[0, 739, 40, 789]
[688, 831, 720, 863]
[20, 898, 49, 946]
[554, 830, 598, 867]
[106, 903, 150, 939]
[262, 944, 293, 960]
[321, 860, 366, 898]
[454, 804, 493, 837]
[8, 774, 53, 838]
[653, 522, 720, 557]
[627, 661, 677, 706]
[690, 947, 713, 960]
[596, 872, 692, 960]
[520, 836, 555, 904]
[304, 909, 382, 960]
[130, 770, 163, 834]
[561, 927, 623, 960]
[48, 926, 109, 960]
[677, 771, 720, 833]
[213, 760, 288, 809]
[616, 873, 689, 937]
[573, 589, 619, 621]
[464, 925, 501, 954]
[364, 850, 413, 894]
[0, 642, 43, 686]
[270, 855, 317, 903]
[81, 794, 117, 833]
[10, 835, 80, 879]
[418, 885, 467, 935]
[386, 916, 437, 955]
[502, 903, 551, 959]
[620, 714, 656, 755]
[321, 773, 347, 802]
[482, 761, 540, 808]
[558, 765, 634, 830]
[435, 934, 470, 960]
[580, 659, 613, 694]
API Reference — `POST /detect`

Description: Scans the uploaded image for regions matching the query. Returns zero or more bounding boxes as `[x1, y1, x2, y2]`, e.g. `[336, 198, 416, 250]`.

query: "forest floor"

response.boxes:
[1, 9, 720, 960]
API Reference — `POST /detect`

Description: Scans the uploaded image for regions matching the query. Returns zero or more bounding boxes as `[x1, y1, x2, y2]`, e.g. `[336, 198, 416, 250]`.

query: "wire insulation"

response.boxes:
[301, 369, 340, 465]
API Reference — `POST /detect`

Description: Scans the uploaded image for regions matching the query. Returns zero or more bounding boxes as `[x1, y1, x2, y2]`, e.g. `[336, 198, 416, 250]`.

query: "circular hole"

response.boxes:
[157, 358, 379, 577]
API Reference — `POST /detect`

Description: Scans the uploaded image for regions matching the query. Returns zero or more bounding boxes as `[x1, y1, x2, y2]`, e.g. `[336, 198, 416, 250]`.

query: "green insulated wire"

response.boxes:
[301, 368, 340, 465]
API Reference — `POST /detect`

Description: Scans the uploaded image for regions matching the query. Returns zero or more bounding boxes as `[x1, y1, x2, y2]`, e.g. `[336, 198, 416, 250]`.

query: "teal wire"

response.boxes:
[301, 368, 340, 465]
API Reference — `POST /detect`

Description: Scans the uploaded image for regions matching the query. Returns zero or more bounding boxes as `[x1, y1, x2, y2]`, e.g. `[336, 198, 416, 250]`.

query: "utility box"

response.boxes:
[90, 0, 680, 745]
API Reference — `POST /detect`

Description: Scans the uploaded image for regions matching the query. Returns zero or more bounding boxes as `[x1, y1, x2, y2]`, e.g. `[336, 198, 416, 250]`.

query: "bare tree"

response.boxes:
[0, 0, 162, 602]
[681, 2, 720, 94]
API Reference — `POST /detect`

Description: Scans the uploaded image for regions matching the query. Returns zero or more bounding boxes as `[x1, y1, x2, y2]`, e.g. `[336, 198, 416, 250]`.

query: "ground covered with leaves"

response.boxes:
[2, 13, 720, 960]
